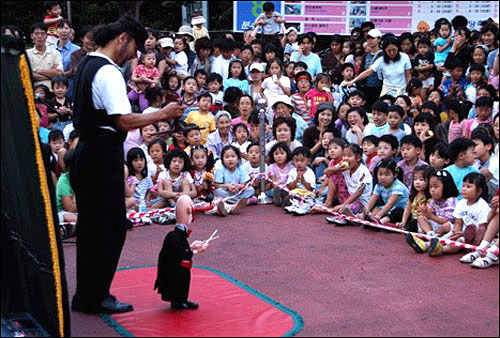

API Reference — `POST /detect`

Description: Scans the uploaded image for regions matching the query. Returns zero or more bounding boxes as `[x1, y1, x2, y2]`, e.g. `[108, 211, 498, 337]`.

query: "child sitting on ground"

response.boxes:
[320, 138, 347, 207]
[158, 149, 197, 207]
[284, 147, 316, 215]
[397, 165, 433, 232]
[362, 159, 409, 225]
[190, 145, 215, 203]
[241, 142, 269, 205]
[214, 145, 255, 216]
[126, 147, 154, 211]
[426, 173, 491, 257]
[147, 139, 168, 208]
[268, 142, 294, 207]
[460, 192, 499, 269]
[406, 169, 459, 254]
[325, 144, 373, 225]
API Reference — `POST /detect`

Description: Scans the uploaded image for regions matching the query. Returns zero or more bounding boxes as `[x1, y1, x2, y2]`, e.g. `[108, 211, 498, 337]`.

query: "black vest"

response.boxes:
[72, 55, 127, 141]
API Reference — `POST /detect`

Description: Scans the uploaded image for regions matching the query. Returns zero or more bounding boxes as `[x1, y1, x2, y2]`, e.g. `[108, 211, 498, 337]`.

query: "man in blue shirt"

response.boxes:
[290, 34, 322, 79]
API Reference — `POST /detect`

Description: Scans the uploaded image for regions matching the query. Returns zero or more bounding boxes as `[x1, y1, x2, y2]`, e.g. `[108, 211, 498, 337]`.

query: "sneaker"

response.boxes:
[284, 198, 299, 213]
[460, 251, 481, 264]
[294, 202, 313, 216]
[204, 206, 217, 215]
[471, 254, 499, 269]
[230, 198, 247, 215]
[326, 215, 348, 225]
[273, 188, 283, 207]
[427, 238, 443, 257]
[156, 212, 176, 225]
[216, 201, 228, 217]
[284, 204, 298, 213]
[406, 233, 427, 254]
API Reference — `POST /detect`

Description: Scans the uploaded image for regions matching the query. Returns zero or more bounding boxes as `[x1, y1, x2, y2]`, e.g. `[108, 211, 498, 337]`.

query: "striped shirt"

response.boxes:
[428, 197, 456, 222]
[291, 93, 310, 123]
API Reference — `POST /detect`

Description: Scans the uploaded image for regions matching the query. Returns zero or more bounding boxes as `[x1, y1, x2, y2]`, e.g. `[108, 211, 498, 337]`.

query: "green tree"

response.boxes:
[1, 1, 234, 41]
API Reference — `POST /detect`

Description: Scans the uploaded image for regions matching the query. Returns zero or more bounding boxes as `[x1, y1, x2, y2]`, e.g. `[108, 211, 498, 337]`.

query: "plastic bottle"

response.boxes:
[139, 197, 147, 213]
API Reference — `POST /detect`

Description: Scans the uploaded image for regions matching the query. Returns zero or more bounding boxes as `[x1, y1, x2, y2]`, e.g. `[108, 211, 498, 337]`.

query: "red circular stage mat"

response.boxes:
[100, 265, 303, 337]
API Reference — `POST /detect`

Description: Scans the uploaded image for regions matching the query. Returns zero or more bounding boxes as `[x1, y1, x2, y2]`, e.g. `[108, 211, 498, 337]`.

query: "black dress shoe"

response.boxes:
[99, 296, 134, 313]
[171, 300, 199, 310]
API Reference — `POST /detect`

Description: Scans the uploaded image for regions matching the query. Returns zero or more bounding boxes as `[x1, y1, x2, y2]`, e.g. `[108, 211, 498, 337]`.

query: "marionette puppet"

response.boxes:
[154, 195, 218, 310]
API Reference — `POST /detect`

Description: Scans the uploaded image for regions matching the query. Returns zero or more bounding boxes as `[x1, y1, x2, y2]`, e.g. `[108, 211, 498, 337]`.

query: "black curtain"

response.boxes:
[1, 34, 70, 337]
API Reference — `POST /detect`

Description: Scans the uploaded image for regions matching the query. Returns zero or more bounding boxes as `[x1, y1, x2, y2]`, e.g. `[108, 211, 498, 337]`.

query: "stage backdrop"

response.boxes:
[1, 34, 70, 337]
[234, 1, 499, 34]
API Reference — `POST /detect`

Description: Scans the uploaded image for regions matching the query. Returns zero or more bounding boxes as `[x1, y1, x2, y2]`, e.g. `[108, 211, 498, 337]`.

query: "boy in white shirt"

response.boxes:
[241, 142, 270, 204]
[284, 147, 316, 215]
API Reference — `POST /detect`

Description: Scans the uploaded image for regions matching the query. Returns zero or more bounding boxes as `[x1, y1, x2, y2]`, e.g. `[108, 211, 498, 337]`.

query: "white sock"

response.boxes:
[487, 245, 499, 259]
[479, 240, 490, 249]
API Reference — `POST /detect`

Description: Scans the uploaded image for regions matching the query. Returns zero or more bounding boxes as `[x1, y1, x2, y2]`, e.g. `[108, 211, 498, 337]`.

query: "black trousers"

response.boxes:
[360, 85, 382, 109]
[70, 131, 126, 306]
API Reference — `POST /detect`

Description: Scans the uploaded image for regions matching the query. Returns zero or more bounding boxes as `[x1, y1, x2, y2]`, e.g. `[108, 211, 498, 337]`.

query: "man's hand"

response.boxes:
[160, 102, 185, 120]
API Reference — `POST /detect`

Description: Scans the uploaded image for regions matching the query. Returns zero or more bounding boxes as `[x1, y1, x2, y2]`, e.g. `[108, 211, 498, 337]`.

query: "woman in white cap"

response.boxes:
[249, 62, 267, 105]
[359, 28, 383, 108]
[157, 37, 174, 79]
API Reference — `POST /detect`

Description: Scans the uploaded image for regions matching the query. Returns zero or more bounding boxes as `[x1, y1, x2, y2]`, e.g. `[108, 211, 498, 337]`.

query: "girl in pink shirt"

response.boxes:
[447, 99, 468, 143]
[305, 73, 333, 120]
[267, 142, 294, 207]
[128, 49, 160, 112]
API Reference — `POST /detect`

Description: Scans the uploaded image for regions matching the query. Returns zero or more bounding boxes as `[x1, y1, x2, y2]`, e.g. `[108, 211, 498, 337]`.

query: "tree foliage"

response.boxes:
[1, 1, 235, 42]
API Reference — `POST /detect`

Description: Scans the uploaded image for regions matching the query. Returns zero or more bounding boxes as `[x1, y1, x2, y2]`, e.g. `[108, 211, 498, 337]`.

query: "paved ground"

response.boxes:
[65, 205, 499, 337]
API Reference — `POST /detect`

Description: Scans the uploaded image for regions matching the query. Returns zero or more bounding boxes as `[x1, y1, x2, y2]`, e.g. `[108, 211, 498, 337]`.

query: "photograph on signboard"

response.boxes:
[285, 3, 302, 15]
[350, 5, 367, 16]
[349, 17, 366, 29]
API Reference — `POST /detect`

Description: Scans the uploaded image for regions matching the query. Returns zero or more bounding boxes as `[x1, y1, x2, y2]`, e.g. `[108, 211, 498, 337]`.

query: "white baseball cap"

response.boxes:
[158, 37, 174, 48]
[271, 95, 294, 110]
[367, 28, 382, 38]
[249, 63, 264, 73]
